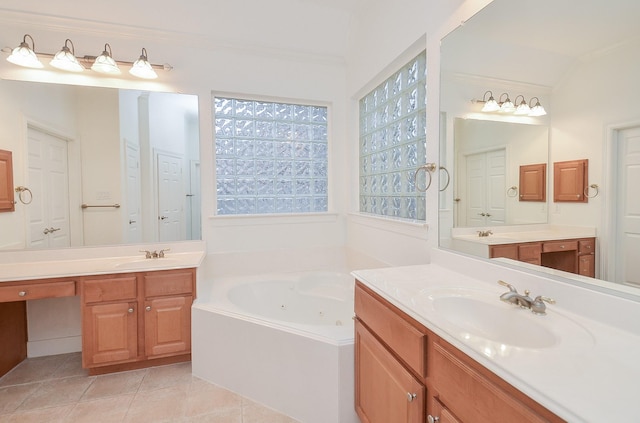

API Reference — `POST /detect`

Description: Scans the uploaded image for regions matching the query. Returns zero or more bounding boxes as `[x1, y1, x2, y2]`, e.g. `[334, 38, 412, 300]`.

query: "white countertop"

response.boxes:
[451, 224, 597, 246]
[352, 262, 640, 423]
[0, 241, 206, 283]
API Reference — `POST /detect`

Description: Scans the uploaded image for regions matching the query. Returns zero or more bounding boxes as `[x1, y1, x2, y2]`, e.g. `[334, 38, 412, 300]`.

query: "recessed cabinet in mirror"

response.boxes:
[0, 149, 14, 213]
[0, 79, 200, 251]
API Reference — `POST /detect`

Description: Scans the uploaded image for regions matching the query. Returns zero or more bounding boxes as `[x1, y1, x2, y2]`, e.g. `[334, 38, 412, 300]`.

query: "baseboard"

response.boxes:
[27, 335, 82, 357]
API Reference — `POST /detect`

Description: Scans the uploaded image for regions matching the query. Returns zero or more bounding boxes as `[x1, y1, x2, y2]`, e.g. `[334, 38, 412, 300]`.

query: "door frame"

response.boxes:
[603, 118, 640, 283]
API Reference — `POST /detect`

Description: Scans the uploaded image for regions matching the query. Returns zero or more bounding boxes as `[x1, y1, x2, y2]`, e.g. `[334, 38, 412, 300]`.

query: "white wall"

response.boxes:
[549, 40, 640, 229]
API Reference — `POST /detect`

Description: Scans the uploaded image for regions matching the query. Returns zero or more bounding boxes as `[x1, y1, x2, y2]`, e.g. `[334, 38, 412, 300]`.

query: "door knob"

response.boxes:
[428, 415, 440, 423]
[18, 291, 26, 297]
[407, 392, 417, 402]
[159, 216, 168, 220]
[146, 306, 152, 311]
[128, 308, 134, 313]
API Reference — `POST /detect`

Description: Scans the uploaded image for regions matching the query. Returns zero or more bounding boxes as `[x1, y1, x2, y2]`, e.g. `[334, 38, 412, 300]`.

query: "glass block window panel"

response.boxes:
[214, 96, 328, 215]
[359, 52, 426, 220]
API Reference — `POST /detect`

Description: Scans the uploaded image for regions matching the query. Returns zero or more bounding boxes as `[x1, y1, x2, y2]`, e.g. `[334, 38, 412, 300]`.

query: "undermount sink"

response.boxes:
[113, 258, 182, 270]
[417, 288, 594, 351]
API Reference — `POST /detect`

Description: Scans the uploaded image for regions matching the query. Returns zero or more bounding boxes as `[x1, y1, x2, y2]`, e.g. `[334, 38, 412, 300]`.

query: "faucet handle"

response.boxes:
[139, 250, 152, 259]
[531, 296, 556, 315]
[497, 280, 517, 292]
[158, 248, 171, 258]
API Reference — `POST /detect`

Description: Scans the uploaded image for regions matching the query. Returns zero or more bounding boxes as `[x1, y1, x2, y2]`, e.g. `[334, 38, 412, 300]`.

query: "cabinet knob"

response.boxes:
[146, 306, 152, 312]
[18, 291, 26, 297]
[428, 415, 440, 423]
[128, 308, 134, 313]
[407, 392, 417, 402]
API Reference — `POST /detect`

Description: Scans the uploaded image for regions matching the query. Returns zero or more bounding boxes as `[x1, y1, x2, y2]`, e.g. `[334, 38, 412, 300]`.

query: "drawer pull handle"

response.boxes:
[560, 245, 565, 249]
[128, 308, 134, 313]
[18, 291, 26, 297]
[407, 392, 417, 402]
[146, 306, 152, 312]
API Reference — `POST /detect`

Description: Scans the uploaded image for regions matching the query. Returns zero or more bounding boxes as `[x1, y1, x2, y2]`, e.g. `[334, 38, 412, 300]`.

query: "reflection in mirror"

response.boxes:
[0, 79, 200, 250]
[438, 0, 640, 289]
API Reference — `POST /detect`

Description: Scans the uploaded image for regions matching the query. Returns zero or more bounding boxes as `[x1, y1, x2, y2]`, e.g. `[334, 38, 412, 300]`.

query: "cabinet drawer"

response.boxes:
[355, 282, 426, 377]
[0, 280, 75, 303]
[542, 240, 577, 253]
[144, 270, 194, 298]
[518, 243, 541, 261]
[432, 341, 549, 423]
[579, 239, 595, 254]
[82, 276, 137, 304]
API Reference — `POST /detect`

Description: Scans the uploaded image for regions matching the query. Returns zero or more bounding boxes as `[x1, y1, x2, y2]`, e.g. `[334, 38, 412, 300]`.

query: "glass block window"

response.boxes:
[214, 96, 328, 215]
[359, 51, 426, 220]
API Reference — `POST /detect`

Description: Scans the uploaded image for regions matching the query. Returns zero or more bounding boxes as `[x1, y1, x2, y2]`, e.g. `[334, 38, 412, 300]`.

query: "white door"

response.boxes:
[27, 127, 71, 249]
[463, 149, 505, 227]
[156, 152, 184, 242]
[615, 126, 640, 287]
[125, 142, 142, 243]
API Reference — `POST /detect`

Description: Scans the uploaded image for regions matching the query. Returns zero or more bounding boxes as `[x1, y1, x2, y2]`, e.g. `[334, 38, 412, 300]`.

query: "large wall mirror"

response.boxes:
[0, 78, 200, 250]
[438, 0, 640, 291]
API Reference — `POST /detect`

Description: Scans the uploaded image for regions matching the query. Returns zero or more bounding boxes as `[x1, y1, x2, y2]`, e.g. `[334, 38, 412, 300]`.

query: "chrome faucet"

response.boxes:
[477, 230, 493, 237]
[139, 248, 170, 259]
[497, 280, 555, 314]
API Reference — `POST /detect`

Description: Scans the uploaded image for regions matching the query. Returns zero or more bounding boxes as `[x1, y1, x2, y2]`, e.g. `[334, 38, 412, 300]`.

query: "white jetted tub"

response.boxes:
[192, 270, 358, 423]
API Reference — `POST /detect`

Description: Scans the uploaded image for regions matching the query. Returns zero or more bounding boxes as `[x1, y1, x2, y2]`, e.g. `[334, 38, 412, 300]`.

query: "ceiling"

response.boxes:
[441, 0, 640, 88]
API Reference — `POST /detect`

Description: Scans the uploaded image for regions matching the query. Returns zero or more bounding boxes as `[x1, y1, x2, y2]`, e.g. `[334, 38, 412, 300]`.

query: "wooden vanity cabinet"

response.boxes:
[490, 237, 595, 278]
[354, 281, 564, 423]
[355, 282, 427, 423]
[80, 268, 195, 373]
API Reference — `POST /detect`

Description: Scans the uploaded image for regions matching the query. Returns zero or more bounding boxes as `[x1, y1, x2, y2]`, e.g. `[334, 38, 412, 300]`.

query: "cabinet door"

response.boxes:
[430, 398, 462, 423]
[519, 163, 546, 202]
[553, 159, 588, 202]
[0, 149, 15, 212]
[82, 302, 138, 367]
[578, 254, 595, 277]
[355, 321, 425, 423]
[144, 295, 192, 358]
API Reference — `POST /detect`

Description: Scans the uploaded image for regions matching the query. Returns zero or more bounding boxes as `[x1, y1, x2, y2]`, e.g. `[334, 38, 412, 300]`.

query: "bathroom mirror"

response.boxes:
[0, 78, 200, 250]
[438, 0, 640, 288]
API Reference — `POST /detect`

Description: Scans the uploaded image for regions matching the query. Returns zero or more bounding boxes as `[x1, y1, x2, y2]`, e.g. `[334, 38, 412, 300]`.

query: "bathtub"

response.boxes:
[192, 270, 358, 423]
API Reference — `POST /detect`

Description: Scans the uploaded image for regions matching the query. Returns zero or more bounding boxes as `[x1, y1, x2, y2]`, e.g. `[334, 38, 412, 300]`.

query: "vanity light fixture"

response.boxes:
[6, 34, 43, 68]
[513, 95, 531, 115]
[50, 39, 84, 72]
[3, 34, 172, 79]
[129, 48, 157, 79]
[91, 43, 120, 75]
[528, 97, 547, 116]
[480, 90, 500, 112]
[474, 91, 547, 117]
[498, 93, 515, 112]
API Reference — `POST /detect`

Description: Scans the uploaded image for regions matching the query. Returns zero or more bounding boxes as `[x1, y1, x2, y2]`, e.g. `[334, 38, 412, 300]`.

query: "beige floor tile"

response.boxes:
[187, 409, 243, 423]
[242, 400, 299, 423]
[125, 384, 189, 423]
[4, 404, 74, 423]
[51, 352, 88, 379]
[0, 354, 70, 387]
[0, 383, 41, 415]
[138, 361, 193, 392]
[81, 369, 146, 401]
[185, 378, 242, 417]
[66, 394, 134, 423]
[17, 375, 95, 410]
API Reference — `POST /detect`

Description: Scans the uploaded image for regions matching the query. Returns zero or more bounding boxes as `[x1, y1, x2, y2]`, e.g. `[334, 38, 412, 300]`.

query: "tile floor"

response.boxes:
[0, 353, 299, 422]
